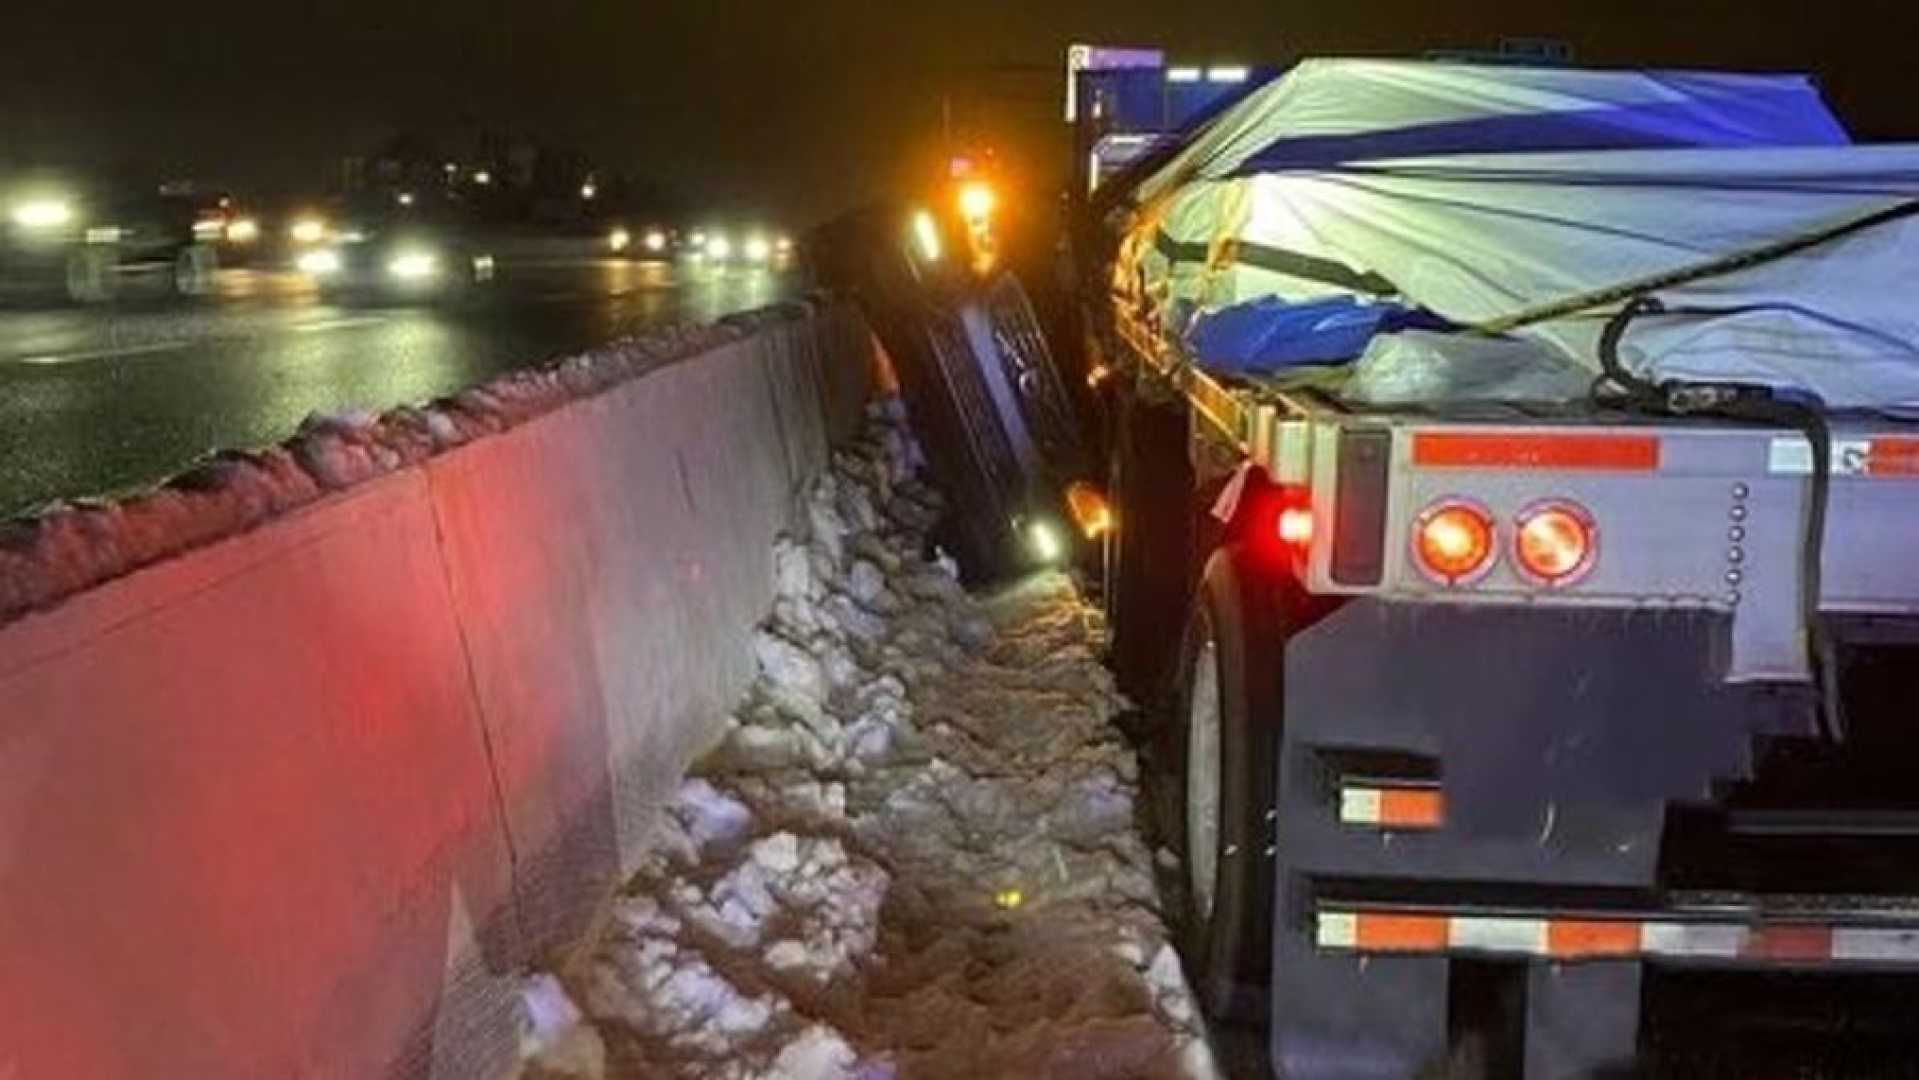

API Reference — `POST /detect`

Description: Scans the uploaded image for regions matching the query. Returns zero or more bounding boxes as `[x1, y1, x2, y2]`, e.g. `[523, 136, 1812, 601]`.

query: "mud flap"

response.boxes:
[1271, 933, 1449, 1079]
[1525, 962, 1641, 1079]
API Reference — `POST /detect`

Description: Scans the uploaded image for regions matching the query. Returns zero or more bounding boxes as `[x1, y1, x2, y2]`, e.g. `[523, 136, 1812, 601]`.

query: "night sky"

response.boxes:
[5, 0, 1916, 223]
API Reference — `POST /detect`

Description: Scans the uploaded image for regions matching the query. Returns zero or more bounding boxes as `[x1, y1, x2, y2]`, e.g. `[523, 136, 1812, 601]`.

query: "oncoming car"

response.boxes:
[690, 227, 795, 269]
[297, 193, 495, 303]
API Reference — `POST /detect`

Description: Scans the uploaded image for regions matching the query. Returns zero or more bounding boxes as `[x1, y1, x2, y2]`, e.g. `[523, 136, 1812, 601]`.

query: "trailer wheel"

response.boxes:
[1170, 544, 1285, 1027]
[1106, 394, 1195, 702]
[65, 247, 116, 304]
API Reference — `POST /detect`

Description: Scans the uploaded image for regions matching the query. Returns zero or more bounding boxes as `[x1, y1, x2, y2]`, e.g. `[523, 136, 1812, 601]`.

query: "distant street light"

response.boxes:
[580, 181, 598, 201]
[474, 170, 493, 186]
[396, 191, 416, 207]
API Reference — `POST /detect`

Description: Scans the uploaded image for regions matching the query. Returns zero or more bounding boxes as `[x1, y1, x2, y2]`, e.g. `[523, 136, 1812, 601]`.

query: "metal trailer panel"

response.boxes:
[1265, 599, 1819, 1075]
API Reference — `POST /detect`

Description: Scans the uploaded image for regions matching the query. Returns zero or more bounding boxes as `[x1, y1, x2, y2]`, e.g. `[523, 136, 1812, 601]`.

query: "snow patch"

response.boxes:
[521, 402, 1211, 1079]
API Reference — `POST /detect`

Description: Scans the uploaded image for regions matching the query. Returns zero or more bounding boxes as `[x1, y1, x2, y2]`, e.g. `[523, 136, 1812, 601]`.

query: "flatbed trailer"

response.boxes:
[1062, 52, 1919, 1079]
[836, 51, 1919, 1074]
[1094, 280, 1919, 1074]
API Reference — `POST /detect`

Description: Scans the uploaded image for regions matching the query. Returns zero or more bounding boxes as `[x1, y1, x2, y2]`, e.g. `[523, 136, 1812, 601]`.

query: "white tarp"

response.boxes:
[1131, 61, 1919, 409]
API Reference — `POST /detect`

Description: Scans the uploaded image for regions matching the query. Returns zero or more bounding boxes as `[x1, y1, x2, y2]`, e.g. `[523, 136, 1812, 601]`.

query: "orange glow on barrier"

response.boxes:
[1414, 501, 1494, 584]
[1066, 482, 1115, 540]
[1514, 503, 1595, 585]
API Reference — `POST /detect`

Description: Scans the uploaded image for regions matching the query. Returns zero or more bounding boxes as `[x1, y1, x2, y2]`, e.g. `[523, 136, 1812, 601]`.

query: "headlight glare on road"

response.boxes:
[298, 249, 343, 276]
[13, 200, 74, 229]
[290, 219, 327, 245]
[388, 251, 441, 279]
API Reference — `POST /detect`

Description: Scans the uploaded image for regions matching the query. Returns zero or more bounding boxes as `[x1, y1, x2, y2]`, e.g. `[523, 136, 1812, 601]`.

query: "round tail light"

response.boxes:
[1514, 501, 1597, 586]
[1413, 499, 1496, 585]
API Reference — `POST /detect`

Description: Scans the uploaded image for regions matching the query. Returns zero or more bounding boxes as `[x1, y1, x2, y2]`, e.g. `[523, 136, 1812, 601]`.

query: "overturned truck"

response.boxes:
[852, 54, 1919, 1077]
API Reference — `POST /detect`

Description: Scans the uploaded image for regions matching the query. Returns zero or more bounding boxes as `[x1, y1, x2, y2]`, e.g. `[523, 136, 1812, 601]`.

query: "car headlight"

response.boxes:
[297, 249, 343, 275]
[11, 200, 74, 230]
[644, 229, 668, 253]
[608, 227, 632, 253]
[387, 251, 440, 279]
[290, 219, 327, 245]
[225, 217, 260, 244]
[706, 235, 732, 260]
[744, 236, 772, 263]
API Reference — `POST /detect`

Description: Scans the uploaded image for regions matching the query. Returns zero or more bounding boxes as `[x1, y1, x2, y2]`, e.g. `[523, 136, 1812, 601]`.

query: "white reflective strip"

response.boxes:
[1641, 921, 1747, 958]
[1339, 788, 1382, 825]
[1770, 437, 1871, 476]
[1317, 912, 1359, 950]
[1451, 918, 1548, 955]
[1831, 928, 1919, 963]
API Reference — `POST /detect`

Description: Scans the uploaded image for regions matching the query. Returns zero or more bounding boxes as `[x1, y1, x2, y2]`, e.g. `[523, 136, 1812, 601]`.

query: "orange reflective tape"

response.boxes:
[1413, 432, 1661, 472]
[1378, 789, 1445, 829]
[1547, 920, 1642, 959]
[1747, 925, 1832, 962]
[1869, 438, 1919, 477]
[1356, 914, 1450, 952]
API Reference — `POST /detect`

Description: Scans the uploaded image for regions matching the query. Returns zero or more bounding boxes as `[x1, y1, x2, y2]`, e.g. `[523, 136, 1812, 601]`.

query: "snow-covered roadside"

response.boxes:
[516, 402, 1218, 1080]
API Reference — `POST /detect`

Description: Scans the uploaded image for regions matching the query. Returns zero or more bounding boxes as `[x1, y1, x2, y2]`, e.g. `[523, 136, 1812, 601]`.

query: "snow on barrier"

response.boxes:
[0, 299, 878, 1080]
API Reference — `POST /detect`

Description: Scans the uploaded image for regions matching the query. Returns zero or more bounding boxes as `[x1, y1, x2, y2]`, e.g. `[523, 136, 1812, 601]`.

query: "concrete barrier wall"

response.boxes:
[0, 302, 875, 1079]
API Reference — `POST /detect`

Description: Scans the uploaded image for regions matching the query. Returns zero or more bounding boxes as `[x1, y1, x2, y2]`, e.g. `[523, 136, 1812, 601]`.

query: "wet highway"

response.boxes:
[0, 256, 796, 516]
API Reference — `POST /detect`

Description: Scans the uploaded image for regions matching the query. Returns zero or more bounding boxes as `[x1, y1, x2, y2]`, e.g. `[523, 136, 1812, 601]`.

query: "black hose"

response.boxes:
[1597, 300, 1844, 740]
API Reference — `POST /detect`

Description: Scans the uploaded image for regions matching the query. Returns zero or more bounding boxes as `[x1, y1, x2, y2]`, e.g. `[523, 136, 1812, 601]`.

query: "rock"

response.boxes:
[847, 559, 886, 605]
[751, 832, 802, 875]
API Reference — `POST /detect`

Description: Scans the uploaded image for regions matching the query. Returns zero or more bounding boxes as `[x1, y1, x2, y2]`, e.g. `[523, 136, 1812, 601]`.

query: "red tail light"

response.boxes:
[1413, 499, 1495, 585]
[1277, 506, 1314, 546]
[1513, 501, 1597, 586]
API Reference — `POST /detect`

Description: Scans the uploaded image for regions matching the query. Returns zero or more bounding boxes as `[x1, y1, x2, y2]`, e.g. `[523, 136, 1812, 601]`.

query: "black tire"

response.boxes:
[1169, 545, 1287, 1027]
[1106, 394, 1197, 703]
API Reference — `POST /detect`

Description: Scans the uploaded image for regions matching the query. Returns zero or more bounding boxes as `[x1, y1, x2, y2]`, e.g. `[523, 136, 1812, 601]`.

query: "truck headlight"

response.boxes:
[388, 251, 440, 279]
[958, 181, 996, 224]
[12, 200, 74, 229]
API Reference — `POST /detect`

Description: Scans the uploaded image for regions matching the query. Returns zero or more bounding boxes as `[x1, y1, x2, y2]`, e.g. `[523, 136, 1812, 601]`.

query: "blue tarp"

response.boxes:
[1184, 296, 1451, 372]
